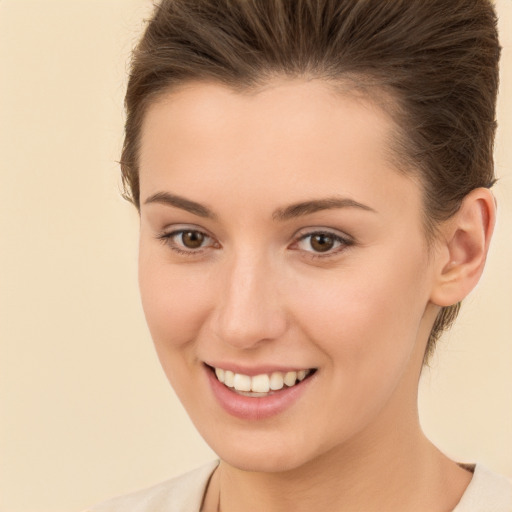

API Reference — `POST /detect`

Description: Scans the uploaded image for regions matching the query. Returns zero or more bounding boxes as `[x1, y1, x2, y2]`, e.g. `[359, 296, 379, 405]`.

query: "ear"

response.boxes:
[430, 188, 496, 307]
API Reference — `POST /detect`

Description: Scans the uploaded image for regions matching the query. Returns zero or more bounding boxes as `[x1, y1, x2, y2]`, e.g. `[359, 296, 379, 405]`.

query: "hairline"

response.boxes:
[133, 72, 442, 251]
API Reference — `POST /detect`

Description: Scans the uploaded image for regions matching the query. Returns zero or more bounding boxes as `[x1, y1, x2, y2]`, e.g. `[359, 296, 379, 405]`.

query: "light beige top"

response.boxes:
[87, 461, 512, 512]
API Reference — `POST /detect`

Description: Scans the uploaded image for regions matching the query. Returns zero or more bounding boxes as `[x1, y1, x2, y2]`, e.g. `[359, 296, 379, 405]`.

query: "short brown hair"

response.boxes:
[122, 0, 500, 362]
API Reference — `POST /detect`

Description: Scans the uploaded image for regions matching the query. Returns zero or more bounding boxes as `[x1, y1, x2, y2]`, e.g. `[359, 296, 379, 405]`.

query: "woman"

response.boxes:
[90, 0, 511, 510]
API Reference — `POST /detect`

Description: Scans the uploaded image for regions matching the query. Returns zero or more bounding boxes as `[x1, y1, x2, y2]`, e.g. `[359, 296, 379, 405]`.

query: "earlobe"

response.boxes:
[430, 188, 496, 307]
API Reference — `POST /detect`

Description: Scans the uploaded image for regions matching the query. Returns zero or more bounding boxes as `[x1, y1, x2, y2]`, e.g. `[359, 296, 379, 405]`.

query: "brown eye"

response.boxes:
[294, 230, 351, 257]
[310, 233, 335, 252]
[181, 230, 205, 248]
[158, 228, 217, 255]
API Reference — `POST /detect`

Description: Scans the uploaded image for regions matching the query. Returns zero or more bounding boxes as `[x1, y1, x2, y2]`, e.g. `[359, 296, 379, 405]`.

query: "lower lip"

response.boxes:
[205, 367, 314, 421]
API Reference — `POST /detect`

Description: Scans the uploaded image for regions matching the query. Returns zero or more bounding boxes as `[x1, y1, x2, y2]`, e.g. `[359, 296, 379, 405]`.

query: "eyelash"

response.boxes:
[293, 230, 353, 259]
[156, 228, 353, 259]
[156, 229, 217, 256]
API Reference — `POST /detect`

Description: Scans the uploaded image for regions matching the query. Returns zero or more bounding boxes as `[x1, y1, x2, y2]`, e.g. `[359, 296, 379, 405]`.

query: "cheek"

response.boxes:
[138, 249, 211, 351]
[138, 251, 217, 409]
[290, 248, 430, 368]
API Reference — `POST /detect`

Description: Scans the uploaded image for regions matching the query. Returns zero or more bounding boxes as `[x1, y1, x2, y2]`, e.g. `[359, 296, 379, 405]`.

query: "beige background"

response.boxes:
[0, 1, 510, 511]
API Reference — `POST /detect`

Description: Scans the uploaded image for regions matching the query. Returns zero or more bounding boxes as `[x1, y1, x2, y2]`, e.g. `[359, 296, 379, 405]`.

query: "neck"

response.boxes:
[211, 421, 470, 512]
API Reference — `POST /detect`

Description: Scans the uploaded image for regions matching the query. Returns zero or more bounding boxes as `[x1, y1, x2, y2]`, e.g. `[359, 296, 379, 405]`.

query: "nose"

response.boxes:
[209, 250, 289, 350]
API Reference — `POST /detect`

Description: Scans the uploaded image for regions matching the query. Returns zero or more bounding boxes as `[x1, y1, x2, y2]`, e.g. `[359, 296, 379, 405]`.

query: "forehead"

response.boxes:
[140, 79, 392, 162]
[138, 79, 422, 221]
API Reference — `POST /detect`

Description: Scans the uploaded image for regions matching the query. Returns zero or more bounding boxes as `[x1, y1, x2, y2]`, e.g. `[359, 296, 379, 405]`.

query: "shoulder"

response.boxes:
[85, 460, 219, 512]
[453, 464, 512, 512]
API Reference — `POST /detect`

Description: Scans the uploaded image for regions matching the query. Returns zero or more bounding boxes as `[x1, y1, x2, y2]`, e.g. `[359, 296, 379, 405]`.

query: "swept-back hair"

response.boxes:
[122, 0, 500, 360]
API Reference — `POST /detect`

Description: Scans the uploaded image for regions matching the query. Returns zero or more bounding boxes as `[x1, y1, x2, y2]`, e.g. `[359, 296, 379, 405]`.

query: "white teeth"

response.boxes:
[233, 373, 252, 392]
[215, 368, 225, 383]
[269, 372, 284, 391]
[224, 370, 235, 388]
[213, 367, 313, 393]
[284, 371, 297, 387]
[251, 374, 270, 393]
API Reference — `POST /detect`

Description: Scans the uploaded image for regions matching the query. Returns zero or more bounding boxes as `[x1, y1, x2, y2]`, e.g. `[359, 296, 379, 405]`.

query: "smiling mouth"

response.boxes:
[207, 365, 317, 397]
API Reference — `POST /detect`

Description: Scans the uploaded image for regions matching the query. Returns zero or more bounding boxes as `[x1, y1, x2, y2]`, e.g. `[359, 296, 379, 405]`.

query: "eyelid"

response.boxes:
[290, 227, 354, 257]
[155, 224, 353, 258]
[293, 226, 353, 242]
[156, 225, 220, 254]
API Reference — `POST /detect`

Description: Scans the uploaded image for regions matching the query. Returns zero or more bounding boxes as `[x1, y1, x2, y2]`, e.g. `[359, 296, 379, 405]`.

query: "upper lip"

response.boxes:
[204, 361, 316, 376]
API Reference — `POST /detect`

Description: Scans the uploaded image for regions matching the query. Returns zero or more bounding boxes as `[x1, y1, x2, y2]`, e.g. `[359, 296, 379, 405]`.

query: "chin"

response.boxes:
[203, 429, 323, 474]
[221, 449, 307, 473]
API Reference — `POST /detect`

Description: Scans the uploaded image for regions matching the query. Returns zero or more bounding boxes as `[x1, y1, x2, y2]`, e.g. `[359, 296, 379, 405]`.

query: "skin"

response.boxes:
[137, 79, 494, 511]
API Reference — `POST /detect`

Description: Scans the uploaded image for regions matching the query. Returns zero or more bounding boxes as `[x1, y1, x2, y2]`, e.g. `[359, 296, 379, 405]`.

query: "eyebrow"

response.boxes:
[143, 192, 376, 221]
[144, 192, 216, 219]
[272, 197, 376, 221]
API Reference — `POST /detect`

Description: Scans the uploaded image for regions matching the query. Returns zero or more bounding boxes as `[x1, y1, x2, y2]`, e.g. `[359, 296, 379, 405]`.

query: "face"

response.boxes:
[138, 80, 439, 473]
